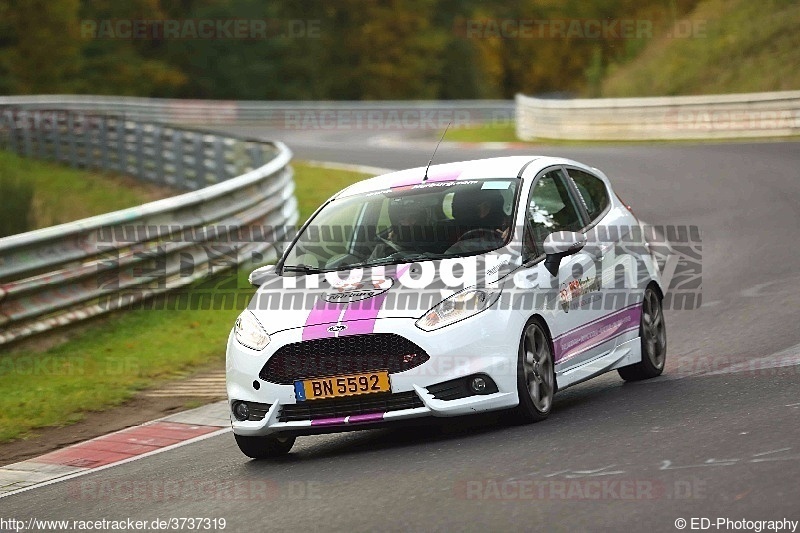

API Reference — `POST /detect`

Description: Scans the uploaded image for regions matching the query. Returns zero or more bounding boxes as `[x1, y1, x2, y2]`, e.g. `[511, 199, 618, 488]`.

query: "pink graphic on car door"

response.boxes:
[553, 303, 642, 364]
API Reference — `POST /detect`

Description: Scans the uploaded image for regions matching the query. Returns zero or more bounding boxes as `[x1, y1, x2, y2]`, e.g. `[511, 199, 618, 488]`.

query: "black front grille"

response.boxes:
[260, 333, 430, 385]
[246, 402, 271, 421]
[279, 391, 424, 422]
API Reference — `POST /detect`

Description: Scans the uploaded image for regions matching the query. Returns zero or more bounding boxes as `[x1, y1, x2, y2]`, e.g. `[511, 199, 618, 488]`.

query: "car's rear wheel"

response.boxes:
[513, 318, 555, 423]
[234, 434, 296, 459]
[618, 286, 667, 381]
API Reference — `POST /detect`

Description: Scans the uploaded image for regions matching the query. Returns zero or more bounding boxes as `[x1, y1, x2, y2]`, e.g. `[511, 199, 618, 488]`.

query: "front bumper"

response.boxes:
[226, 316, 524, 437]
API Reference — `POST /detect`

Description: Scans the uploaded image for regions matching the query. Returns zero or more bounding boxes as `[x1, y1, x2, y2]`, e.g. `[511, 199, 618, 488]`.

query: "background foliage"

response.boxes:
[0, 0, 708, 99]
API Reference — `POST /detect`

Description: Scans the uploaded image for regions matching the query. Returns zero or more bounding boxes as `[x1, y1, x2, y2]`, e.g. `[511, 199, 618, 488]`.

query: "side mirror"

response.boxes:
[543, 231, 587, 276]
[248, 264, 276, 287]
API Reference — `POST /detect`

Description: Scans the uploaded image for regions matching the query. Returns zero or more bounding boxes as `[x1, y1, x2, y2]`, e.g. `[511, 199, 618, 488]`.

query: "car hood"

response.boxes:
[246, 254, 518, 335]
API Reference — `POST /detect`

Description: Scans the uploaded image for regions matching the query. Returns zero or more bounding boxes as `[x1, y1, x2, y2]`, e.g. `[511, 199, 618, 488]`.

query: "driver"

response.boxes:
[452, 189, 510, 241]
[370, 200, 429, 259]
[476, 194, 507, 233]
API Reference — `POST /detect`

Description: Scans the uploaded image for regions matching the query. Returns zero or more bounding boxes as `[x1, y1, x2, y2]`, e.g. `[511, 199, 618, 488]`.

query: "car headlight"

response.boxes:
[234, 311, 270, 350]
[416, 286, 502, 331]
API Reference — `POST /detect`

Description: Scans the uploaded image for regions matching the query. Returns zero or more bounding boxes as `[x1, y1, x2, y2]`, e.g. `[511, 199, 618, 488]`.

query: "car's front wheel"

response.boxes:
[618, 286, 667, 381]
[513, 318, 555, 423]
[234, 434, 296, 459]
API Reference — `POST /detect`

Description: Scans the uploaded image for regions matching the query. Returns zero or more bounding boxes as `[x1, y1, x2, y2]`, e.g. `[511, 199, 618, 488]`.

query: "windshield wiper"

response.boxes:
[282, 264, 323, 274]
[340, 258, 400, 270]
[400, 252, 437, 262]
[339, 253, 436, 271]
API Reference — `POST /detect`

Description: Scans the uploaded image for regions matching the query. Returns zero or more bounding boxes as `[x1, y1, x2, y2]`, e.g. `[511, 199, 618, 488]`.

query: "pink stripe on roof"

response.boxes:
[390, 165, 464, 187]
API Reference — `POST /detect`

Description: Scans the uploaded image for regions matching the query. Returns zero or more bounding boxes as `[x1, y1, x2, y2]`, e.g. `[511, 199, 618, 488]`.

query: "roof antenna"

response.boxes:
[423, 121, 451, 182]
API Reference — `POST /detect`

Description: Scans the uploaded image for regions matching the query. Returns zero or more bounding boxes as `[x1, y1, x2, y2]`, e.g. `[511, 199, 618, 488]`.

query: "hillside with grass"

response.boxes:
[601, 0, 800, 96]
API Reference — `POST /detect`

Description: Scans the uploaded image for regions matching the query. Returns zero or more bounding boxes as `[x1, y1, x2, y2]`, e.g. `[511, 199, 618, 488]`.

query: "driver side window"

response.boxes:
[525, 169, 585, 255]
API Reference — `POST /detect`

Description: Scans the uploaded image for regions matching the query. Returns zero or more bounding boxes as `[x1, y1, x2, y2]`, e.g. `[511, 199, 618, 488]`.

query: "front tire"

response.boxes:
[234, 433, 296, 459]
[513, 318, 556, 423]
[618, 286, 667, 381]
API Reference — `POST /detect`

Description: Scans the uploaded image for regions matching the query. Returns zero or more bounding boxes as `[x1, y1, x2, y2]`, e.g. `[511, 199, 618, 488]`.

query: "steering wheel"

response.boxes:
[376, 233, 406, 254]
[458, 228, 504, 243]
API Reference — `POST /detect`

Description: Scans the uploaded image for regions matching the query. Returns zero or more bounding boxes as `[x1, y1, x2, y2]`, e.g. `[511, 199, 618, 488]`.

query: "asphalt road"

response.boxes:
[4, 130, 799, 532]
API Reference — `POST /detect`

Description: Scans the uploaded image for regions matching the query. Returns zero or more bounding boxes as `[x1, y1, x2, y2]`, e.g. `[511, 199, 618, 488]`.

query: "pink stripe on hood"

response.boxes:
[301, 265, 409, 341]
[339, 265, 409, 334]
[301, 299, 344, 341]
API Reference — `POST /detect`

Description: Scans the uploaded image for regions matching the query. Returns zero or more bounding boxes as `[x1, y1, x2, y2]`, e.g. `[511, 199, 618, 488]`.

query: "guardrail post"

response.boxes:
[213, 136, 225, 183]
[99, 116, 110, 172]
[90, 114, 101, 169]
[135, 122, 145, 179]
[115, 117, 126, 173]
[172, 129, 185, 189]
[152, 123, 165, 184]
[53, 112, 62, 164]
[117, 117, 130, 174]
[76, 113, 88, 167]
[41, 111, 54, 160]
[249, 144, 264, 169]
[21, 110, 33, 158]
[67, 113, 77, 167]
[2, 110, 19, 153]
[34, 110, 47, 160]
[193, 134, 205, 189]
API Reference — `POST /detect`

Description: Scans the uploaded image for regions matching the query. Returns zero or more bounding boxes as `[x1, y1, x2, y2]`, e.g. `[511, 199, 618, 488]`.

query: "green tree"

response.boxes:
[74, 0, 186, 96]
[0, 0, 82, 93]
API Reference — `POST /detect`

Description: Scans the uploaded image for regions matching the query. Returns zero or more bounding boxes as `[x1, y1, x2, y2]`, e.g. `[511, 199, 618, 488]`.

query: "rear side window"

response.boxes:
[569, 168, 610, 222]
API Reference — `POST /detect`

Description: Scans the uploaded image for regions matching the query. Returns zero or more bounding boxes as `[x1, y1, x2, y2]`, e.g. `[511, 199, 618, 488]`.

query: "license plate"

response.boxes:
[294, 371, 391, 401]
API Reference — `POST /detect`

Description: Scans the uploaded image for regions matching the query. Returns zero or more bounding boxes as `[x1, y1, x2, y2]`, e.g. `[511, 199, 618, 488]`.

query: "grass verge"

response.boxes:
[0, 150, 174, 237]
[292, 161, 373, 221]
[441, 123, 800, 146]
[444, 122, 520, 143]
[0, 160, 371, 443]
[439, 122, 703, 145]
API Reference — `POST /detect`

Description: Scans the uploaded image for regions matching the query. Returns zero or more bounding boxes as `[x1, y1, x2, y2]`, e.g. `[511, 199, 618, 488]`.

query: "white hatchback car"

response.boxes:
[226, 156, 667, 458]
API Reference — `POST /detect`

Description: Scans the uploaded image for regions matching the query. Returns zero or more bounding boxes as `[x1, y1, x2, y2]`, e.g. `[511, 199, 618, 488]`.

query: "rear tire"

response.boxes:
[234, 433, 296, 459]
[513, 318, 555, 423]
[618, 286, 667, 381]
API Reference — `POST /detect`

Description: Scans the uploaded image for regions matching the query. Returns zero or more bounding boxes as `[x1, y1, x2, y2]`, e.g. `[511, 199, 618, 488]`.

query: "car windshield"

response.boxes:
[282, 178, 519, 272]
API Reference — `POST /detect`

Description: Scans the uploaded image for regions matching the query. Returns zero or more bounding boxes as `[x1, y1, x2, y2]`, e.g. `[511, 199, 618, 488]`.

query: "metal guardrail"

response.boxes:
[0, 107, 298, 346]
[516, 90, 800, 141]
[0, 96, 515, 126]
